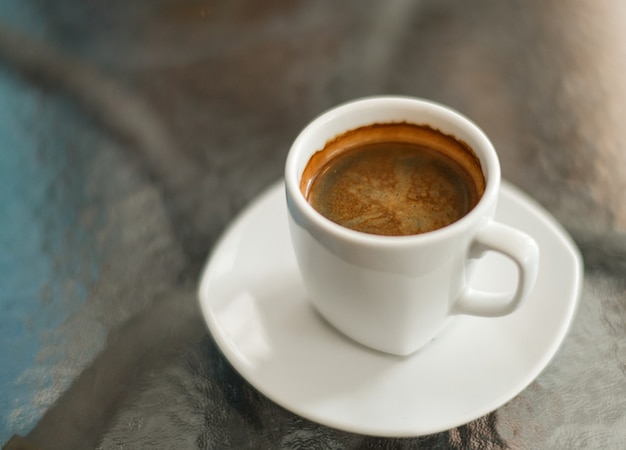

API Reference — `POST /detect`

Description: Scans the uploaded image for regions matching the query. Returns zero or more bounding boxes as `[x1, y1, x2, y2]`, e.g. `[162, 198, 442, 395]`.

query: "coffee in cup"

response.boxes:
[300, 123, 485, 236]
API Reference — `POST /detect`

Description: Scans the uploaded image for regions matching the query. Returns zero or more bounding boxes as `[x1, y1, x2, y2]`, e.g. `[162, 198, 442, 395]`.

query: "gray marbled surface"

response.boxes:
[0, 1, 624, 448]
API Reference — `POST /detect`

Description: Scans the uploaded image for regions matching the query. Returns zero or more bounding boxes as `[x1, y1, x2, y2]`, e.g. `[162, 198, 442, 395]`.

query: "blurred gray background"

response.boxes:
[0, 1, 624, 448]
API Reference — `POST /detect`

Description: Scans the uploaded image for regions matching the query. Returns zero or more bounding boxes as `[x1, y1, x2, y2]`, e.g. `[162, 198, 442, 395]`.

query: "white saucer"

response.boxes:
[198, 180, 582, 437]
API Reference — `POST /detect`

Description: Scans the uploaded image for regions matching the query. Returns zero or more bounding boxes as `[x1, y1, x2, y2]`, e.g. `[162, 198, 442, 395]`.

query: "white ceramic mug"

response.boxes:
[285, 96, 539, 356]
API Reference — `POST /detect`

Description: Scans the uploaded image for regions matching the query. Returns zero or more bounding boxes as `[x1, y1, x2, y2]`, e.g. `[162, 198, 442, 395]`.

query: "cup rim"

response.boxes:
[285, 96, 501, 247]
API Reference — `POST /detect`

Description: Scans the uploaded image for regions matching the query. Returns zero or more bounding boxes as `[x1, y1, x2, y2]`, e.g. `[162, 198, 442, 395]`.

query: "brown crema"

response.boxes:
[300, 123, 486, 236]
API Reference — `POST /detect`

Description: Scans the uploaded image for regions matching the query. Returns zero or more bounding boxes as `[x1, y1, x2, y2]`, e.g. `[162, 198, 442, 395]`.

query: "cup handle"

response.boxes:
[453, 221, 540, 317]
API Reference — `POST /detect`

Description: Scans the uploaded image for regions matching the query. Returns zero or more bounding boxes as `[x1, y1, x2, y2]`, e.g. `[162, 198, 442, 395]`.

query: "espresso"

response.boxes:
[301, 123, 485, 236]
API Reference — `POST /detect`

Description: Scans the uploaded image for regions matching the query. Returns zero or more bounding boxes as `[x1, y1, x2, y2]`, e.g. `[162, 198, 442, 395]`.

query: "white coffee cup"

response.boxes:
[285, 96, 539, 356]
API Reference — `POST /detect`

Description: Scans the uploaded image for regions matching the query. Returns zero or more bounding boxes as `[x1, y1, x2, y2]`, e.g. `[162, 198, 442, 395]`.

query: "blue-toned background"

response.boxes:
[0, 66, 104, 439]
